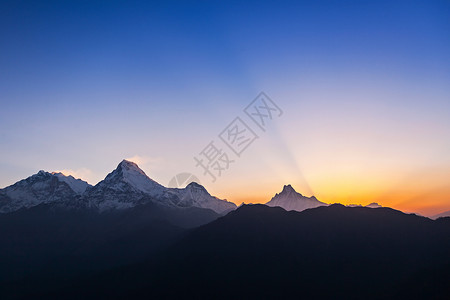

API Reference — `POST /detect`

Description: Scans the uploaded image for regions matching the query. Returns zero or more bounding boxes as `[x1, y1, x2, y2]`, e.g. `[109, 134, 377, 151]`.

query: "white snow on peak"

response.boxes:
[119, 159, 147, 176]
[265, 184, 327, 212]
[0, 170, 87, 213]
[170, 182, 237, 214]
[347, 203, 383, 209]
[365, 202, 382, 208]
[282, 184, 296, 193]
[102, 159, 165, 196]
[51, 172, 90, 194]
[1, 160, 238, 215]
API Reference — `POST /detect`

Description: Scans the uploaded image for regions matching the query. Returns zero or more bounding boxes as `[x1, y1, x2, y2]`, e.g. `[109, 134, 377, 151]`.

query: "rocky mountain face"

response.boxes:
[265, 184, 327, 212]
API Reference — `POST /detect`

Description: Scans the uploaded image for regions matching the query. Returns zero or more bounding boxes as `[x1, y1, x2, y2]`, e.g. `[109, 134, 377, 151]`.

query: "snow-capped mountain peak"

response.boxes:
[118, 159, 147, 176]
[280, 184, 301, 196]
[347, 202, 383, 208]
[281, 184, 294, 192]
[85, 160, 235, 214]
[185, 181, 207, 191]
[101, 159, 165, 195]
[171, 181, 236, 214]
[1, 160, 237, 215]
[0, 170, 91, 213]
[265, 185, 327, 212]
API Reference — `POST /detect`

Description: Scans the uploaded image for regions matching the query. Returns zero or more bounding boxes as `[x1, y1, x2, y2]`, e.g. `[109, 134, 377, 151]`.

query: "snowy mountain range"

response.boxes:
[2, 161, 444, 217]
[265, 185, 387, 213]
[265, 184, 327, 212]
[0, 160, 236, 214]
[0, 170, 88, 213]
[347, 202, 383, 208]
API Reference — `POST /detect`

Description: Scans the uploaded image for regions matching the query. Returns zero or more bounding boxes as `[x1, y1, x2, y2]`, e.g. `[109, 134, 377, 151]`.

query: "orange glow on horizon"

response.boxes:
[211, 170, 450, 217]
[229, 191, 450, 217]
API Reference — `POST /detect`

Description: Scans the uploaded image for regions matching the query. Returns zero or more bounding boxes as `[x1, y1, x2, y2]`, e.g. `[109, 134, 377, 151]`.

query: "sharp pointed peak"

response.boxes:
[281, 184, 299, 194]
[51, 171, 74, 179]
[31, 170, 53, 179]
[116, 159, 146, 174]
[186, 181, 204, 189]
[97, 159, 165, 194]
[119, 159, 139, 168]
[185, 182, 212, 195]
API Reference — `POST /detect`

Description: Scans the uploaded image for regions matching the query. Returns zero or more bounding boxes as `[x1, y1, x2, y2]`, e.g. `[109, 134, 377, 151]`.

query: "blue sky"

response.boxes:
[1, 0, 449, 215]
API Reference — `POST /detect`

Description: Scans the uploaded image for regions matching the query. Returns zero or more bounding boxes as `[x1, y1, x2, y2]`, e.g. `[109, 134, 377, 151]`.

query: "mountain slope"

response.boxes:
[84, 160, 170, 211]
[53, 204, 450, 299]
[169, 182, 236, 214]
[265, 184, 327, 212]
[97, 160, 166, 196]
[0, 200, 220, 288]
[51, 172, 90, 194]
[0, 171, 91, 213]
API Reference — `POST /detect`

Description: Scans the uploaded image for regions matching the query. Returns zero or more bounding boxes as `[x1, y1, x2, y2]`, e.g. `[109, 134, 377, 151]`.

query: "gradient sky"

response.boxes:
[1, 0, 449, 216]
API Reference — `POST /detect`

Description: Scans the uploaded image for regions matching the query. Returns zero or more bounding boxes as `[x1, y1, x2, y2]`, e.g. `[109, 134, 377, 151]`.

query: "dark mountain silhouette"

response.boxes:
[13, 204, 449, 300]
[1, 163, 449, 299]
[0, 160, 234, 295]
[0, 201, 219, 288]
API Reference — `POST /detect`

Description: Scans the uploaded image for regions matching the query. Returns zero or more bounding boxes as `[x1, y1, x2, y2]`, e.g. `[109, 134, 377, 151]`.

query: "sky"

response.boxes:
[1, 0, 449, 216]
